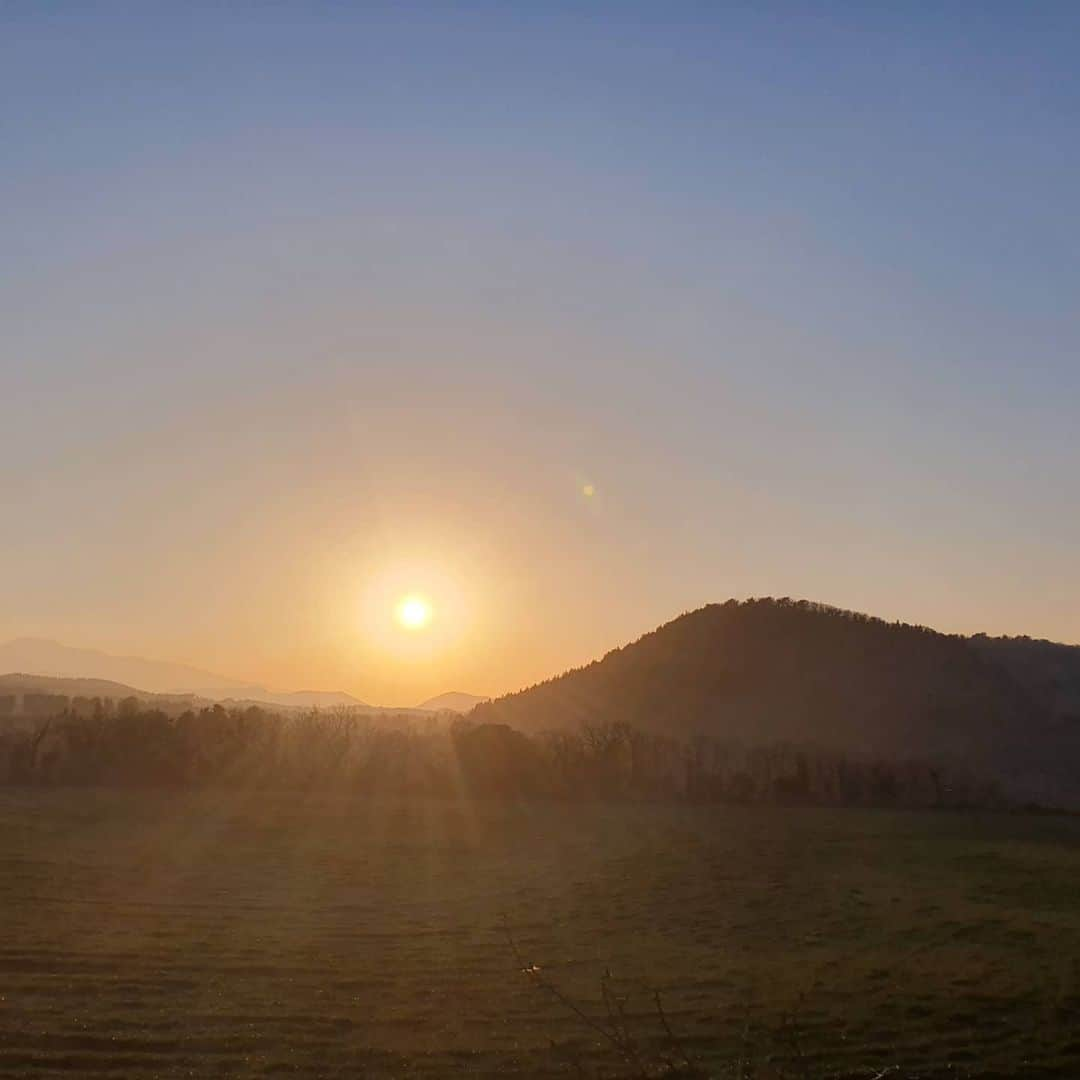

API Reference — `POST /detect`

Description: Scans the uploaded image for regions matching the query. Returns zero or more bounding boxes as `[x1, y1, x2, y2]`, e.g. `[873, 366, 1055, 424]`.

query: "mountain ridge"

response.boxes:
[0, 640, 482, 714]
[0, 638, 368, 710]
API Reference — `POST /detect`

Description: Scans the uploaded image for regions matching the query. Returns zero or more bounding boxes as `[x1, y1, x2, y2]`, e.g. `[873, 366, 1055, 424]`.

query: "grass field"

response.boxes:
[2, 790, 1079, 1078]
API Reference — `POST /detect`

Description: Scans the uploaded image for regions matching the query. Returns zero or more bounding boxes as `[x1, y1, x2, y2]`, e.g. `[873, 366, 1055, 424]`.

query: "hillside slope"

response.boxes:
[472, 599, 1079, 805]
[970, 633, 1080, 723]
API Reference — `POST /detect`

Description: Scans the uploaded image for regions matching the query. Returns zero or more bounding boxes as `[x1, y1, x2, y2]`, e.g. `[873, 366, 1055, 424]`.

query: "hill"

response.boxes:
[416, 692, 488, 713]
[223, 689, 369, 710]
[0, 672, 432, 721]
[0, 638, 256, 696]
[471, 598, 1080, 806]
[0, 673, 204, 721]
[0, 639, 368, 710]
[969, 633, 1080, 723]
[0, 672, 196, 704]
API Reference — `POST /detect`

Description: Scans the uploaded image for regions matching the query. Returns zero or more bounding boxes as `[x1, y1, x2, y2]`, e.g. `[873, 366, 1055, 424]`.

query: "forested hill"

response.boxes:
[969, 633, 1080, 724]
[471, 599, 1080, 805]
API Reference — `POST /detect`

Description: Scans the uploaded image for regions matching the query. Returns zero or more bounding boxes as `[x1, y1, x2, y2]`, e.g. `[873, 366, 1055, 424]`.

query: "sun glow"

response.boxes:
[353, 555, 476, 668]
[396, 594, 433, 630]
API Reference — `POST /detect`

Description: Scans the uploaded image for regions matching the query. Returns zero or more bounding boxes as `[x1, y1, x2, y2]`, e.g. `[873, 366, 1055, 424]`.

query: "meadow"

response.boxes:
[2, 791, 1078, 1078]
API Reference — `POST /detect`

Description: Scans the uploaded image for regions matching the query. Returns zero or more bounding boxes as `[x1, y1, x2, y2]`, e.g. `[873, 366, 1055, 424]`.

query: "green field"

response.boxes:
[2, 791, 1079, 1078]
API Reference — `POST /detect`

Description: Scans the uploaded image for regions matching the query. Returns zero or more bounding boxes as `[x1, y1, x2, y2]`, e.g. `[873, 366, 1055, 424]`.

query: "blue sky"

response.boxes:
[3, 4, 1079, 701]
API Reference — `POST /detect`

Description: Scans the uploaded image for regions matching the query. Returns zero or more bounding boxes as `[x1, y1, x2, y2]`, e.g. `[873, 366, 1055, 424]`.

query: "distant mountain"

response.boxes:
[263, 690, 368, 709]
[0, 638, 251, 695]
[472, 598, 1080, 807]
[416, 692, 488, 713]
[0, 638, 368, 710]
[0, 674, 209, 723]
[0, 672, 195, 705]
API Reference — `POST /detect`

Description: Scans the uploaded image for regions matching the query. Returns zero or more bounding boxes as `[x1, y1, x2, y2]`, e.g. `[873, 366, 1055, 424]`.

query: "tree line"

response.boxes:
[0, 699, 1007, 808]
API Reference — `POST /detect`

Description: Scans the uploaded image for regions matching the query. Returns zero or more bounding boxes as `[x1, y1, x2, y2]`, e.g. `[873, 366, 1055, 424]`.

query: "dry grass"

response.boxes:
[1, 790, 1079, 1077]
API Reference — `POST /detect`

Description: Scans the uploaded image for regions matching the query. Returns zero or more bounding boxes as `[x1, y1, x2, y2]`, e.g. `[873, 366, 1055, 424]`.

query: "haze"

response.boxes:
[4, 4, 1080, 704]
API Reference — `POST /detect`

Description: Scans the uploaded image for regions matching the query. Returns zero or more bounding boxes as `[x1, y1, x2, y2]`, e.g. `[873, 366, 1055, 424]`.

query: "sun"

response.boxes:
[395, 594, 433, 630]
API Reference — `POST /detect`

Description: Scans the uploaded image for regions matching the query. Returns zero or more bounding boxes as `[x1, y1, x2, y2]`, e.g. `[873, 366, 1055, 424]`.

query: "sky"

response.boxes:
[3, 3, 1080, 705]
